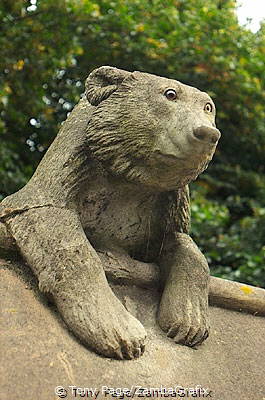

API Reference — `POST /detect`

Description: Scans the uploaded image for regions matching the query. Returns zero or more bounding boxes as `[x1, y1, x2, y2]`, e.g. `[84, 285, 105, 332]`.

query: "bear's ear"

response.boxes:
[85, 66, 132, 106]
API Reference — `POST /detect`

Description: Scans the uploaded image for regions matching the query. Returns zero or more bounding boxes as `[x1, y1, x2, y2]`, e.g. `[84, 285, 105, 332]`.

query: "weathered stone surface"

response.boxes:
[1, 259, 264, 400]
[0, 67, 222, 357]
[100, 250, 265, 316]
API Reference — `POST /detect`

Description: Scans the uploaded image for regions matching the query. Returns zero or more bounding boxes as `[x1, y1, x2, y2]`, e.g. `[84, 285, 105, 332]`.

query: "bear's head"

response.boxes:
[85, 66, 221, 191]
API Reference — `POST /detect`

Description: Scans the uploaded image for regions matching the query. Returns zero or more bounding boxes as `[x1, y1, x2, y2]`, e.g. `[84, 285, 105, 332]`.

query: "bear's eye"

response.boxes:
[164, 89, 177, 101]
[204, 102, 213, 113]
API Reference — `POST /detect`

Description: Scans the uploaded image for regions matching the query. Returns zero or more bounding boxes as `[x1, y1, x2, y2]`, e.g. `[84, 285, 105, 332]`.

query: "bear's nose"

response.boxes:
[193, 126, 221, 144]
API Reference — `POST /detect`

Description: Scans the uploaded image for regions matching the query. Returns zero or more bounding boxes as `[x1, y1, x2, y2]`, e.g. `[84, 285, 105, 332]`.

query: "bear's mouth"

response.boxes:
[153, 150, 186, 163]
[153, 127, 219, 169]
[153, 148, 213, 168]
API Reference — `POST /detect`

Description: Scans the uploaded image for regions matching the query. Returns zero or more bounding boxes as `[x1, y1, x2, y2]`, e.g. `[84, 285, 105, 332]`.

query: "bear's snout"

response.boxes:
[193, 126, 221, 145]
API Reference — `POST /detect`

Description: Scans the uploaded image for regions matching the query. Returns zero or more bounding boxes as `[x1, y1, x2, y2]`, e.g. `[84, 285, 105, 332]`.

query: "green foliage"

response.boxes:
[0, 0, 264, 285]
[191, 186, 265, 287]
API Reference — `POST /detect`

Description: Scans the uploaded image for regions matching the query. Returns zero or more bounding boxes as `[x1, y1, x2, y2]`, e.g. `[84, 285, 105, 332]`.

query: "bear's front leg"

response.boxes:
[158, 233, 209, 347]
[6, 207, 146, 359]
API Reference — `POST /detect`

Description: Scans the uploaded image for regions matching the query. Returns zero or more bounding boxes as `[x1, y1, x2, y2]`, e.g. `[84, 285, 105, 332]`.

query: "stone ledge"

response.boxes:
[1, 259, 265, 400]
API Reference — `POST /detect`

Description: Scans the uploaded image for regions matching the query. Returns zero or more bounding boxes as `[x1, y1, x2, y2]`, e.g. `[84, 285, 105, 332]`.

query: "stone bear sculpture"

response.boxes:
[0, 66, 221, 359]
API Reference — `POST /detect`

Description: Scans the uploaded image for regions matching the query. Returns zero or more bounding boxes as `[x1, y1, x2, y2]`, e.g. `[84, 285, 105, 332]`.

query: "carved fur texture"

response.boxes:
[0, 66, 221, 359]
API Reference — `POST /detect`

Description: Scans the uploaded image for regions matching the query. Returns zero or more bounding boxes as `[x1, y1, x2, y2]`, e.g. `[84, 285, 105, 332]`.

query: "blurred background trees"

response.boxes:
[0, 0, 264, 286]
